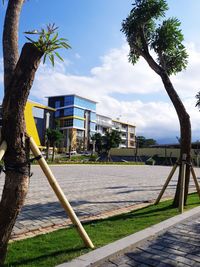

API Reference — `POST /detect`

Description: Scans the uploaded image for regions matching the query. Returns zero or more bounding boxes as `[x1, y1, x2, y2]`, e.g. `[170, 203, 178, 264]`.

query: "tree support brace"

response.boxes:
[155, 154, 200, 213]
[29, 136, 94, 249]
[0, 138, 94, 249]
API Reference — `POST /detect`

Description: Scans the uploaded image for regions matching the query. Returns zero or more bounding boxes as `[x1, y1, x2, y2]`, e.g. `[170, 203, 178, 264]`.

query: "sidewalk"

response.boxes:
[57, 206, 200, 267]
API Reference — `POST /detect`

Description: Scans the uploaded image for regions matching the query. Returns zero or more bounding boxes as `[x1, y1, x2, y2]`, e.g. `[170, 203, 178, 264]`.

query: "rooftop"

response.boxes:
[112, 119, 136, 127]
[46, 94, 98, 104]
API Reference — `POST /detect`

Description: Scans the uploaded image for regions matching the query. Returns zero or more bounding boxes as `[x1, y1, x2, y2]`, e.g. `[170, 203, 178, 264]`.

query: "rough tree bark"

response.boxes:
[0, 43, 43, 266]
[0, 1, 44, 264]
[3, 0, 24, 89]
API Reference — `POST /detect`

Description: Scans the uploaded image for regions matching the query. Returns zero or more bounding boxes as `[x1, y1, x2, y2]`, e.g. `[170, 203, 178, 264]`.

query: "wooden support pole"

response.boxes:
[29, 136, 94, 249]
[179, 154, 186, 213]
[0, 141, 7, 160]
[154, 162, 178, 205]
[190, 166, 200, 198]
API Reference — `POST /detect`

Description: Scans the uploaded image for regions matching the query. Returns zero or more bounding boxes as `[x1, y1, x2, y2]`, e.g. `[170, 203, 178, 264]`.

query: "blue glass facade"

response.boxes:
[74, 107, 85, 117]
[64, 107, 73, 116]
[48, 95, 96, 130]
[74, 119, 84, 129]
[74, 96, 96, 111]
[90, 122, 96, 131]
[55, 100, 60, 108]
[90, 112, 96, 121]
[55, 110, 60, 118]
[64, 95, 74, 106]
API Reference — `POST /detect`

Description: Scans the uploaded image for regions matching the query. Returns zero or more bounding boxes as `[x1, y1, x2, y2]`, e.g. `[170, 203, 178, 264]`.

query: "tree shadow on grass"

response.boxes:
[5, 246, 87, 267]
[83, 203, 175, 225]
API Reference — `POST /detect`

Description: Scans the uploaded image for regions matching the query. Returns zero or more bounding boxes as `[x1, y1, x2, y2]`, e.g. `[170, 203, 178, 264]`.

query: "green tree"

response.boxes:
[137, 136, 157, 148]
[46, 128, 64, 162]
[0, 1, 70, 264]
[103, 130, 122, 161]
[91, 133, 103, 154]
[122, 0, 191, 207]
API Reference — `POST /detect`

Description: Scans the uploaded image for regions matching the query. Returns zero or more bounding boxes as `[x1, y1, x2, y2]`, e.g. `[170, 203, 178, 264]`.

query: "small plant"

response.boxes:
[25, 23, 71, 66]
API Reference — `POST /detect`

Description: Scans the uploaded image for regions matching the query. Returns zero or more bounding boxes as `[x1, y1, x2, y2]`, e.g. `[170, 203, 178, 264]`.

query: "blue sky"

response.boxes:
[1, 0, 200, 142]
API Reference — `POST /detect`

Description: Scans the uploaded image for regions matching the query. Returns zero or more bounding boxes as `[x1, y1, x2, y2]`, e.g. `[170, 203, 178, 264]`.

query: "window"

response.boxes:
[74, 96, 96, 110]
[64, 95, 74, 106]
[64, 107, 73, 116]
[55, 110, 60, 118]
[77, 130, 84, 138]
[129, 126, 135, 133]
[122, 124, 127, 130]
[74, 107, 84, 117]
[74, 119, 84, 129]
[90, 122, 96, 131]
[60, 119, 73, 127]
[55, 101, 60, 108]
[130, 141, 135, 146]
[90, 112, 96, 121]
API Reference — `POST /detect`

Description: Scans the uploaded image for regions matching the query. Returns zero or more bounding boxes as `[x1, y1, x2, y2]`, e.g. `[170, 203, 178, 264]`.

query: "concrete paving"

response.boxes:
[97, 208, 200, 267]
[0, 165, 199, 238]
[58, 206, 200, 267]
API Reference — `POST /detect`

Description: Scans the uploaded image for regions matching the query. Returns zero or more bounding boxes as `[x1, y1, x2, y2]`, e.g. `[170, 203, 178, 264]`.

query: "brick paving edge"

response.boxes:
[10, 200, 158, 242]
[56, 205, 200, 267]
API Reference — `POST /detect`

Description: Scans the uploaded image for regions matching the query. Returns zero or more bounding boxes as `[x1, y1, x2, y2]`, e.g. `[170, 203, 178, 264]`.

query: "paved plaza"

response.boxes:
[0, 165, 199, 239]
[98, 211, 200, 267]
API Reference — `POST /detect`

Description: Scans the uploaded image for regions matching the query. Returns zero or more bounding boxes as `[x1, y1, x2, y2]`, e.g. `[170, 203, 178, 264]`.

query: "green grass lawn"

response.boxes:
[5, 193, 200, 267]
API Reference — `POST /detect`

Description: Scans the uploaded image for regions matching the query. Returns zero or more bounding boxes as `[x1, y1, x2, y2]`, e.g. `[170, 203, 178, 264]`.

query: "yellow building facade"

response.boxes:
[25, 100, 55, 146]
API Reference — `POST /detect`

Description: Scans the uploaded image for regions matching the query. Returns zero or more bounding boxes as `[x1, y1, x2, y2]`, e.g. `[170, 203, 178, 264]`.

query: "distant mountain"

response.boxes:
[156, 137, 179, 145]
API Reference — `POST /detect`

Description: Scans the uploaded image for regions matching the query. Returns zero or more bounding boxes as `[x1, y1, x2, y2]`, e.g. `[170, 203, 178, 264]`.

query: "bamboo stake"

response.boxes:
[179, 154, 186, 213]
[155, 162, 178, 205]
[0, 141, 7, 160]
[29, 136, 94, 249]
[190, 166, 200, 198]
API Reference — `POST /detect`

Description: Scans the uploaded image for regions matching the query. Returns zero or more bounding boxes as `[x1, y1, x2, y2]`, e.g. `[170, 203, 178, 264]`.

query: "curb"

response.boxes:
[56, 205, 200, 267]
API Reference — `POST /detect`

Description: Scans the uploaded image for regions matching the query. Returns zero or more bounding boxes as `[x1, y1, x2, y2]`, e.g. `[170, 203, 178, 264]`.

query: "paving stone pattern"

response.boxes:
[0, 165, 199, 239]
[98, 213, 200, 267]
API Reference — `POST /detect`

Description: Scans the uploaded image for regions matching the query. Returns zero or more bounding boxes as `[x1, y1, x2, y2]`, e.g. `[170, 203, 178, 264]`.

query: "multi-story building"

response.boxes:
[47, 94, 97, 151]
[96, 114, 113, 135]
[0, 94, 136, 150]
[95, 114, 136, 148]
[112, 119, 136, 148]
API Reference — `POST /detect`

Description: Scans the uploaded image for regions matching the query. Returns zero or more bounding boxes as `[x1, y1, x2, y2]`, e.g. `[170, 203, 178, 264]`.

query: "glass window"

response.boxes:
[64, 95, 74, 106]
[55, 110, 60, 118]
[90, 122, 96, 131]
[55, 101, 60, 108]
[64, 107, 73, 116]
[64, 119, 73, 127]
[74, 107, 84, 117]
[74, 96, 96, 111]
[90, 112, 96, 121]
[74, 119, 84, 128]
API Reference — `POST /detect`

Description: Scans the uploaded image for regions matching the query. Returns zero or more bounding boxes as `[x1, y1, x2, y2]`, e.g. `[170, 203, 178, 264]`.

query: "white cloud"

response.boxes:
[1, 42, 200, 141]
